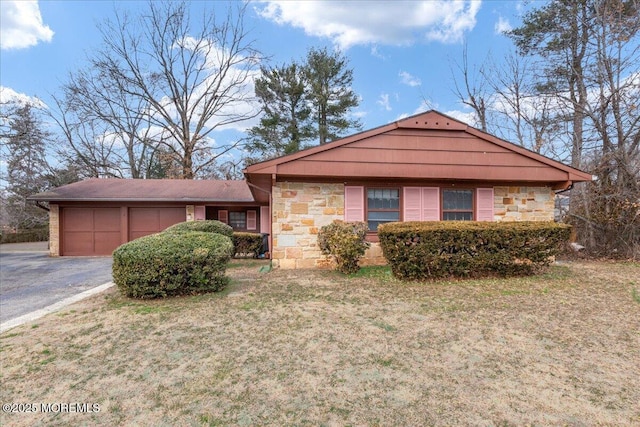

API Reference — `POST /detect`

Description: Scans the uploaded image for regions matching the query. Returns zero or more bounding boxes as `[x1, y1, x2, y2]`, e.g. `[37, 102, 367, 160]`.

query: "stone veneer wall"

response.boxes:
[271, 184, 556, 269]
[493, 186, 555, 222]
[271, 182, 345, 269]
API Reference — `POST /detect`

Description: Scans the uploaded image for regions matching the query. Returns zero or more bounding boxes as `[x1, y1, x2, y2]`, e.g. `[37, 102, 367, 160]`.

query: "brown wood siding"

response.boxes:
[61, 207, 122, 256]
[128, 207, 186, 240]
[277, 162, 566, 181]
[259, 128, 571, 183]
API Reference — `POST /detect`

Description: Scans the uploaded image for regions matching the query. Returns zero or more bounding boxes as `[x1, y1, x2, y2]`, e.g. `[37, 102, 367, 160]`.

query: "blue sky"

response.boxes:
[0, 0, 528, 160]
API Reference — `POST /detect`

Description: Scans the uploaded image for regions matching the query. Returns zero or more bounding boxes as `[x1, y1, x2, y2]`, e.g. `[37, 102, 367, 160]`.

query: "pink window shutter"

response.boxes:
[260, 206, 270, 234]
[403, 187, 422, 221]
[194, 205, 206, 220]
[476, 188, 494, 221]
[218, 210, 228, 224]
[344, 186, 365, 222]
[247, 210, 257, 230]
[421, 187, 440, 221]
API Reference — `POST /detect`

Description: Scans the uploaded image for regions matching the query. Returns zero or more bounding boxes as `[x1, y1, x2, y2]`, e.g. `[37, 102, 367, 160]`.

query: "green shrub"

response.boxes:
[378, 221, 571, 280]
[164, 220, 233, 238]
[112, 231, 233, 299]
[1, 228, 49, 244]
[318, 221, 370, 274]
[233, 232, 264, 258]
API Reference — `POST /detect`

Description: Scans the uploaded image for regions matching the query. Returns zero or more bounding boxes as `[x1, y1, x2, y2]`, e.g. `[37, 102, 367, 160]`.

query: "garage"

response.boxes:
[61, 207, 122, 256]
[60, 206, 187, 256]
[29, 178, 262, 257]
[128, 207, 186, 240]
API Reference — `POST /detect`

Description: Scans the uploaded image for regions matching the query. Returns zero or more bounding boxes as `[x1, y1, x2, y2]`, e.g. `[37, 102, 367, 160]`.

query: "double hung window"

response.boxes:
[229, 211, 247, 229]
[367, 188, 400, 231]
[442, 189, 474, 220]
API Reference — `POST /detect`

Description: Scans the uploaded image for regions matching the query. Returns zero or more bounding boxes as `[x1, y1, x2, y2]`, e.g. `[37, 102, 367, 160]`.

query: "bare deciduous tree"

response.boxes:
[450, 43, 492, 132]
[52, 1, 260, 179]
[53, 65, 159, 179]
[485, 52, 565, 158]
[493, 0, 639, 257]
[98, 1, 260, 179]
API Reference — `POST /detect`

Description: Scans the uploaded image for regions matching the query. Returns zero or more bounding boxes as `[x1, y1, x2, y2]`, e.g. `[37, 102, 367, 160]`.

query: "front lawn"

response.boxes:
[1, 260, 639, 426]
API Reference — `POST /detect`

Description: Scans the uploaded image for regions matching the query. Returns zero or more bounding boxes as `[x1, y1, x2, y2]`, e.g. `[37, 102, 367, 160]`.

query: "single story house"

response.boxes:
[30, 110, 592, 267]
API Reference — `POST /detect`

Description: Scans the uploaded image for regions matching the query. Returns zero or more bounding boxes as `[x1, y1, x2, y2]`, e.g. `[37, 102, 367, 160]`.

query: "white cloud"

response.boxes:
[0, 86, 47, 108]
[352, 110, 368, 119]
[256, 1, 481, 49]
[443, 110, 476, 126]
[411, 99, 440, 115]
[377, 93, 392, 111]
[399, 71, 422, 87]
[370, 45, 386, 60]
[494, 16, 512, 34]
[0, 1, 54, 50]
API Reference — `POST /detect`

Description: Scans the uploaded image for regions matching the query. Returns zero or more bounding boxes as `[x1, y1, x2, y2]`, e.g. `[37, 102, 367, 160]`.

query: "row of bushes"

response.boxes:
[1, 228, 49, 244]
[319, 220, 571, 280]
[378, 221, 571, 280]
[113, 220, 264, 299]
[114, 217, 571, 297]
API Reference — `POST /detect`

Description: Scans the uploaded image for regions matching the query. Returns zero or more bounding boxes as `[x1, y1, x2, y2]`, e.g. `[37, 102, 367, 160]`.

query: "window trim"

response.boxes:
[365, 186, 401, 232]
[215, 208, 260, 231]
[441, 188, 475, 221]
[228, 211, 247, 229]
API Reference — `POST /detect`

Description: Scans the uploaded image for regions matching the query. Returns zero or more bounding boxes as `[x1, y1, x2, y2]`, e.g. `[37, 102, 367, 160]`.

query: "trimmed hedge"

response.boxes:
[164, 220, 233, 238]
[112, 231, 233, 298]
[233, 232, 263, 258]
[318, 221, 370, 274]
[1, 228, 49, 243]
[378, 221, 571, 280]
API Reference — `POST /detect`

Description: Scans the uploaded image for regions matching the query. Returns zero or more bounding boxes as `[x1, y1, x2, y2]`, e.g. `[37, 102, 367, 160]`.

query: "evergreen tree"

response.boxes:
[247, 63, 315, 158]
[304, 47, 362, 145]
[248, 48, 362, 159]
[3, 104, 51, 230]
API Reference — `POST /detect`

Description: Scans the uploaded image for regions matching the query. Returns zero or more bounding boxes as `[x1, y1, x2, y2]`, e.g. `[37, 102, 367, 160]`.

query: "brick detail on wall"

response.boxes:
[493, 186, 555, 222]
[49, 204, 59, 257]
[271, 182, 345, 269]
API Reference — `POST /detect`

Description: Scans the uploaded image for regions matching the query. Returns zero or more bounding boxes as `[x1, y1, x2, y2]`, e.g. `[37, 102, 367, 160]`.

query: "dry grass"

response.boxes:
[1, 260, 639, 426]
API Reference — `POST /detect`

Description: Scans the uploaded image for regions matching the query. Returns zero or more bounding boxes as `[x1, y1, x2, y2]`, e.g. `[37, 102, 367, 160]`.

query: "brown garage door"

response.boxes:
[128, 207, 186, 240]
[62, 207, 122, 256]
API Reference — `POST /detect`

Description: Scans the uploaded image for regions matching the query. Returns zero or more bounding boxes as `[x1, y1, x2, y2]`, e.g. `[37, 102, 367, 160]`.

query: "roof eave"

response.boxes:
[464, 127, 593, 181]
[27, 196, 256, 203]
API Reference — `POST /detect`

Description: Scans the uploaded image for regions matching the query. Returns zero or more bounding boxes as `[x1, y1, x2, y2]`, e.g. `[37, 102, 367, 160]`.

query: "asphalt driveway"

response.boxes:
[0, 242, 113, 324]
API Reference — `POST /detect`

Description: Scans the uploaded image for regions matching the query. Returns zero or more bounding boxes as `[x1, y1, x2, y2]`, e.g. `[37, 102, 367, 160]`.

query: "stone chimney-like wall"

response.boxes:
[271, 182, 345, 269]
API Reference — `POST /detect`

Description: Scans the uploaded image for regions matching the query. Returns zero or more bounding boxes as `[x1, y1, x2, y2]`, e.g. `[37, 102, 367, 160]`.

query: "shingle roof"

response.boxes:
[29, 178, 255, 203]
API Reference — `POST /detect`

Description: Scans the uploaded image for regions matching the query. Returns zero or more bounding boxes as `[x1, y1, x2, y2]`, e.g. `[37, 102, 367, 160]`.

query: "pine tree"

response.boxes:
[4, 104, 51, 230]
[247, 63, 315, 158]
[304, 47, 361, 145]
